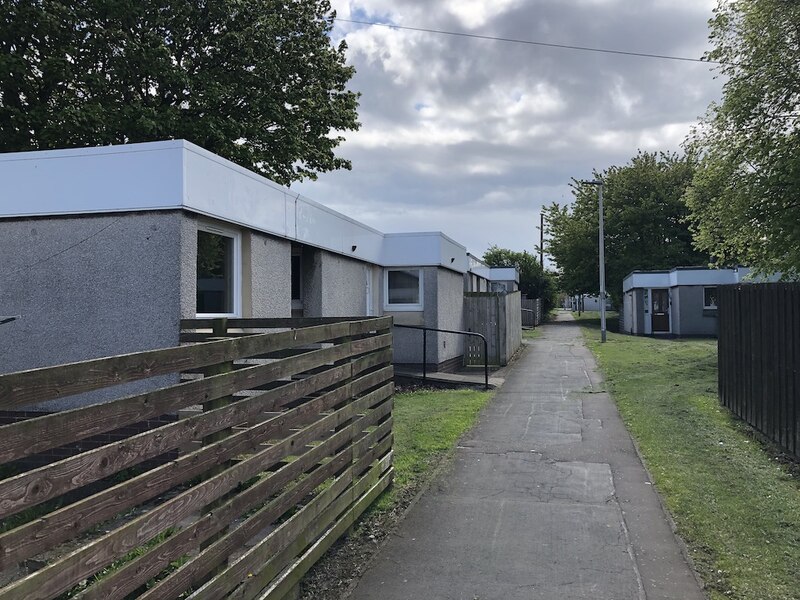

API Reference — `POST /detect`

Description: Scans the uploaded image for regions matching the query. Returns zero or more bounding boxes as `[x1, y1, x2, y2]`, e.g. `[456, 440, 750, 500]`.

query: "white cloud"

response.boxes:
[294, 0, 724, 258]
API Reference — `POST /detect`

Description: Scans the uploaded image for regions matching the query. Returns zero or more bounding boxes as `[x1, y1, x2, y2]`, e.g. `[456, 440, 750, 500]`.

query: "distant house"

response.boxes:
[569, 294, 613, 312]
[466, 254, 520, 293]
[621, 267, 781, 336]
[0, 140, 519, 405]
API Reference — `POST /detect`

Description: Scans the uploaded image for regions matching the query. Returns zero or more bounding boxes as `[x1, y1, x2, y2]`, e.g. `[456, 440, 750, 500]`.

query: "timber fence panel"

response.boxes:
[0, 317, 394, 600]
[718, 284, 800, 458]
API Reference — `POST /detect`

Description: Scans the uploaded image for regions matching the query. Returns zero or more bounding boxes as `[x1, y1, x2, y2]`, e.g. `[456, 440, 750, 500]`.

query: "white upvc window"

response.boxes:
[196, 223, 242, 317]
[384, 268, 424, 311]
[703, 286, 718, 310]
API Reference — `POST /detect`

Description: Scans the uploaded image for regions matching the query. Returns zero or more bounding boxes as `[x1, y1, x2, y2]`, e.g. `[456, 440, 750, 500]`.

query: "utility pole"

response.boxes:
[539, 212, 544, 268]
[581, 179, 607, 343]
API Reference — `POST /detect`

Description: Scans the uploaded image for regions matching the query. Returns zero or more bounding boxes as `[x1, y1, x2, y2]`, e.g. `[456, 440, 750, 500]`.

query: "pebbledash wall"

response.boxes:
[0, 140, 487, 406]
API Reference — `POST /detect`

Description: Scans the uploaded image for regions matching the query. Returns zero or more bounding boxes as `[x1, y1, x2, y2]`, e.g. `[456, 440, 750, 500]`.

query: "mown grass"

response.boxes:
[372, 388, 493, 512]
[574, 312, 800, 600]
[522, 327, 542, 340]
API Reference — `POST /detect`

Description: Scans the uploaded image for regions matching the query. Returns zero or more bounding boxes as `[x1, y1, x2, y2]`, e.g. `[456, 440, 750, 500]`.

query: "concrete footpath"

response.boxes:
[349, 312, 706, 600]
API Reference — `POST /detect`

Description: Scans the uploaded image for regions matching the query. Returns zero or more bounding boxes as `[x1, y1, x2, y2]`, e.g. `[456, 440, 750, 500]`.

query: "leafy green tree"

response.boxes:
[0, 0, 359, 185]
[482, 246, 558, 314]
[544, 151, 708, 305]
[685, 0, 800, 277]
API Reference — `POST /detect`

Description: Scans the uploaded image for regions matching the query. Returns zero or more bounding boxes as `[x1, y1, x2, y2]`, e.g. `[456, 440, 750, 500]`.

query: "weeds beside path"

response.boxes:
[299, 388, 493, 599]
[575, 312, 800, 600]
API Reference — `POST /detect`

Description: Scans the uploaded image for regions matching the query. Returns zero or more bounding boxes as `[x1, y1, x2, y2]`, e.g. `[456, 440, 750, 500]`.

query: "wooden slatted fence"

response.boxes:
[0, 316, 393, 599]
[718, 284, 799, 458]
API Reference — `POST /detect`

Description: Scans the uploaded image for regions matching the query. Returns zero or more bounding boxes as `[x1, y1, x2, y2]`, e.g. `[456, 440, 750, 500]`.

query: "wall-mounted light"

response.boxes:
[351, 245, 357, 252]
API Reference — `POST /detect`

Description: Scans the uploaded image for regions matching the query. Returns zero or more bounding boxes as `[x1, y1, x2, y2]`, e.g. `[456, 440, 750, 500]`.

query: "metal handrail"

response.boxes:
[393, 324, 489, 390]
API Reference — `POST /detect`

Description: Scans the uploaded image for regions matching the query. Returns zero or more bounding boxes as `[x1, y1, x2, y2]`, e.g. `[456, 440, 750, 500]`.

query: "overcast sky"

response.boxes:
[293, 0, 724, 263]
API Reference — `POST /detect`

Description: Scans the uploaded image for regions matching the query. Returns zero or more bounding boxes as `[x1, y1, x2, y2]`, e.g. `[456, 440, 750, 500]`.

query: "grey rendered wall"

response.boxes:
[671, 287, 681, 336]
[320, 250, 371, 316]
[247, 231, 291, 317]
[677, 286, 719, 336]
[434, 268, 466, 364]
[0, 211, 184, 409]
[294, 247, 377, 318]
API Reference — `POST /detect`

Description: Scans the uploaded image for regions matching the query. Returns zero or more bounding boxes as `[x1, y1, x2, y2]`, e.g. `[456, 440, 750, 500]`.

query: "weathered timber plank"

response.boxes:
[84, 436, 355, 600]
[181, 317, 391, 331]
[181, 317, 366, 330]
[0, 335, 391, 465]
[193, 445, 393, 600]
[258, 467, 393, 600]
[136, 418, 390, 600]
[0, 369, 391, 570]
[0, 384, 393, 599]
[233, 453, 394, 600]
[0, 322, 354, 410]
[186, 462, 357, 600]
[0, 347, 355, 517]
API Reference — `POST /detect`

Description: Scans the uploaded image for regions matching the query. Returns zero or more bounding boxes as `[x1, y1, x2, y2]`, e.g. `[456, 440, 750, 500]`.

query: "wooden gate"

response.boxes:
[464, 292, 522, 366]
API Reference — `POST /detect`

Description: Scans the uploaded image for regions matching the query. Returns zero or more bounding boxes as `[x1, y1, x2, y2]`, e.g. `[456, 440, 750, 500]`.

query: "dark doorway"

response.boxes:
[651, 289, 670, 333]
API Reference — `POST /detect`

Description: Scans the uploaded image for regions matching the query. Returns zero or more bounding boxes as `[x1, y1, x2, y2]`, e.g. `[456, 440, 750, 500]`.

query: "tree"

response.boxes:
[544, 151, 708, 305]
[482, 246, 558, 314]
[0, 0, 359, 185]
[684, 0, 800, 277]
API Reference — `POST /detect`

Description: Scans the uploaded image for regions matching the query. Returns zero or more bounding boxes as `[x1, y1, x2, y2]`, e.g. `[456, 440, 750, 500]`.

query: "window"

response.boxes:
[703, 286, 718, 309]
[385, 268, 423, 310]
[196, 224, 241, 316]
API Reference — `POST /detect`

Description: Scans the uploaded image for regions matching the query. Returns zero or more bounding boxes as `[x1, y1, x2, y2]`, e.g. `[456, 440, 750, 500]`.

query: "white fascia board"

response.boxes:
[626, 271, 670, 290]
[182, 143, 387, 264]
[0, 140, 185, 216]
[381, 232, 467, 273]
[0, 140, 476, 271]
[488, 267, 519, 283]
[668, 268, 736, 287]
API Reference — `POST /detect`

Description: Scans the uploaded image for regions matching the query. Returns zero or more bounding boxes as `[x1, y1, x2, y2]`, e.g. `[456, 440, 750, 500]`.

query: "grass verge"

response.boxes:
[574, 312, 800, 600]
[372, 388, 493, 512]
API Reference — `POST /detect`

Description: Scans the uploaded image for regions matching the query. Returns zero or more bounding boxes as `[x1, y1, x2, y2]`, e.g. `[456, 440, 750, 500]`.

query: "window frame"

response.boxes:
[703, 286, 718, 310]
[384, 268, 424, 312]
[195, 222, 242, 318]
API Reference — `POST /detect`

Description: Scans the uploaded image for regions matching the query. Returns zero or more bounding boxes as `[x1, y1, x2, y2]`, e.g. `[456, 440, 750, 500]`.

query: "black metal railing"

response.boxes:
[393, 324, 489, 390]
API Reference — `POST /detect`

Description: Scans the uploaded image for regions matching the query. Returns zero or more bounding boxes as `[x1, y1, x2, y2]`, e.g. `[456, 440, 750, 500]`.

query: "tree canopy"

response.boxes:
[684, 0, 800, 277]
[544, 151, 708, 304]
[482, 246, 558, 314]
[0, 0, 360, 185]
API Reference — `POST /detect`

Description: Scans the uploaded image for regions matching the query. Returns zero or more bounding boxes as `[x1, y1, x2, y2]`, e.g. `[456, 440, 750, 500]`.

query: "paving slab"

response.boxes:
[349, 312, 706, 600]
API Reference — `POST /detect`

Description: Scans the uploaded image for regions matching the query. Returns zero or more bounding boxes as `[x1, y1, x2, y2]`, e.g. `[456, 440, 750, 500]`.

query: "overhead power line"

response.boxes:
[334, 18, 721, 65]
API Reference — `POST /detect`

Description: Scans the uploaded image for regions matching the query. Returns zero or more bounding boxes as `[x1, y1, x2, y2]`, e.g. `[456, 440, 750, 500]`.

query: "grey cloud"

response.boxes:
[294, 0, 723, 257]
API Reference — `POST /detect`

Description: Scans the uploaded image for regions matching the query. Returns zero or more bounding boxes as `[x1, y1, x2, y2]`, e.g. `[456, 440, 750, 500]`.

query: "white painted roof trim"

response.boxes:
[621, 267, 781, 292]
[0, 140, 469, 273]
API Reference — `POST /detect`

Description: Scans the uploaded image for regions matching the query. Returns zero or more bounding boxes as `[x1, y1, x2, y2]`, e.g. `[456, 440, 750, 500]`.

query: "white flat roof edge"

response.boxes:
[0, 140, 473, 272]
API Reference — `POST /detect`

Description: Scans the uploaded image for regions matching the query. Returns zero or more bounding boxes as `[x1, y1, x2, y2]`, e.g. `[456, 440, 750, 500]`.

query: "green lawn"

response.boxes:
[574, 312, 800, 600]
[372, 388, 493, 512]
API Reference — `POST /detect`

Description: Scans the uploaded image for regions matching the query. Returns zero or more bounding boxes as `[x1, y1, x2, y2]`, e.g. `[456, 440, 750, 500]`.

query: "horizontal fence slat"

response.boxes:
[0, 322, 360, 410]
[260, 463, 393, 600]
[0, 334, 391, 466]
[0, 382, 393, 600]
[0, 367, 391, 570]
[0, 317, 394, 600]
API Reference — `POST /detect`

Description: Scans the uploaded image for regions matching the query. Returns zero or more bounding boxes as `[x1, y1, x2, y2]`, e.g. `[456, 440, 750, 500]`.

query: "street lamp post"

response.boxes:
[582, 179, 606, 343]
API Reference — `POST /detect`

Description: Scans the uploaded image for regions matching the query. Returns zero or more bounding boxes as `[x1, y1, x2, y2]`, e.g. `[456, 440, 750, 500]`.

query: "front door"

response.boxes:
[651, 289, 670, 333]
